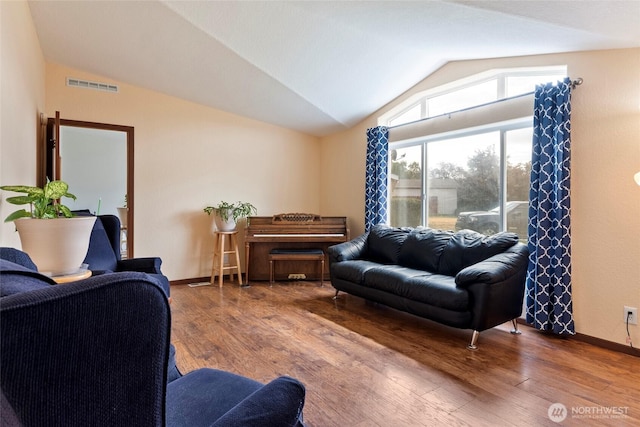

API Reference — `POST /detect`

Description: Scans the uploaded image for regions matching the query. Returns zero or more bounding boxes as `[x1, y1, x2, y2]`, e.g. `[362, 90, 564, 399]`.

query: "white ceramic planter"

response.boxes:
[213, 214, 237, 232]
[117, 207, 128, 228]
[15, 216, 96, 276]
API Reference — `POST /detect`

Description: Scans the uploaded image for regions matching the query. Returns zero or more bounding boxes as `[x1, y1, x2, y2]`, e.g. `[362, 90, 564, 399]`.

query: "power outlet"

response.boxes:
[624, 306, 638, 325]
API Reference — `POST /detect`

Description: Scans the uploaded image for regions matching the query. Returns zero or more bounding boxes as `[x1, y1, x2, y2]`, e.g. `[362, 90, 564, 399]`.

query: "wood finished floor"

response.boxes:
[170, 280, 640, 427]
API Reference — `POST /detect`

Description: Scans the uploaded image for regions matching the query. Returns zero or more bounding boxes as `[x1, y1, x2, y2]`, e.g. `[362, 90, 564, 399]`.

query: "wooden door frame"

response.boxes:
[40, 117, 135, 258]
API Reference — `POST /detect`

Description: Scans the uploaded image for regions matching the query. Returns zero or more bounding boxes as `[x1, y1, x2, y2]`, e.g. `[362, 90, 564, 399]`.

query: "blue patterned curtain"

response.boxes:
[364, 126, 389, 231]
[525, 78, 575, 335]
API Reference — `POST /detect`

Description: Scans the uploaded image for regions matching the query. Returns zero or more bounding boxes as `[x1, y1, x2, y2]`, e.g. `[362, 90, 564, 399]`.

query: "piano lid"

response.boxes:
[245, 213, 348, 241]
[252, 233, 344, 237]
[271, 213, 321, 223]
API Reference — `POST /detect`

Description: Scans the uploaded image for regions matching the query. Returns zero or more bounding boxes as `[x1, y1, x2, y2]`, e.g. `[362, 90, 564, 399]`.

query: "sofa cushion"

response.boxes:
[437, 230, 519, 276]
[363, 265, 427, 293]
[405, 274, 469, 311]
[330, 260, 381, 285]
[398, 228, 453, 272]
[364, 266, 468, 311]
[366, 225, 410, 264]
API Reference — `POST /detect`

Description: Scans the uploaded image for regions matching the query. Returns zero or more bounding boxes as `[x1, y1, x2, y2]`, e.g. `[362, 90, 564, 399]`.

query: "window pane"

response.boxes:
[430, 132, 500, 233]
[390, 145, 423, 227]
[389, 103, 422, 127]
[506, 75, 566, 97]
[506, 127, 533, 242]
[428, 79, 497, 117]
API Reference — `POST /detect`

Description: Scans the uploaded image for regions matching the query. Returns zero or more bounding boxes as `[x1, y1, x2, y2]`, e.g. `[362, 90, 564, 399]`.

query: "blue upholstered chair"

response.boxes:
[0, 247, 38, 271]
[0, 255, 306, 426]
[81, 213, 171, 297]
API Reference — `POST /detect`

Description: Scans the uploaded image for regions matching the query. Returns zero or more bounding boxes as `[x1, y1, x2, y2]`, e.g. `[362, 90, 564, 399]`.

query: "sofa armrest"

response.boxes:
[1, 272, 171, 426]
[117, 257, 163, 274]
[455, 243, 529, 287]
[327, 233, 369, 263]
[212, 376, 306, 427]
[454, 244, 529, 331]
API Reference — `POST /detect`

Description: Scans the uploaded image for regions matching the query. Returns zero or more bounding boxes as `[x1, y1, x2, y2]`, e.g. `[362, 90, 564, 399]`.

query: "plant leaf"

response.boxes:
[0, 186, 43, 197]
[4, 210, 32, 223]
[40, 205, 58, 219]
[58, 205, 74, 218]
[44, 180, 69, 200]
[4, 195, 37, 205]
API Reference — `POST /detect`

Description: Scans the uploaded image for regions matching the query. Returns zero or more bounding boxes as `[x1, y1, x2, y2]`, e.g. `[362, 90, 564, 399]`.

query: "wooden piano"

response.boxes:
[244, 213, 349, 281]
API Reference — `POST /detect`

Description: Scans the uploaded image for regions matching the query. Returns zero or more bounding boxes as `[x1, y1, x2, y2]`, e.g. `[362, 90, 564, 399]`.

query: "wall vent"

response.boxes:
[66, 78, 119, 93]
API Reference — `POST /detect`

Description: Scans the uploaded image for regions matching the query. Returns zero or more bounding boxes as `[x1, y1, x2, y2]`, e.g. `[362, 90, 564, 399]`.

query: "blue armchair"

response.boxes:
[0, 256, 306, 426]
[82, 214, 171, 297]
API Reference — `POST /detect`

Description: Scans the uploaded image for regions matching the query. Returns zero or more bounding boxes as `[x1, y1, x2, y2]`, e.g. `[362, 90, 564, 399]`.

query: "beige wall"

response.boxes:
[2, 1, 321, 282]
[44, 63, 321, 281]
[321, 48, 640, 347]
[0, 1, 46, 248]
[3, 1, 638, 347]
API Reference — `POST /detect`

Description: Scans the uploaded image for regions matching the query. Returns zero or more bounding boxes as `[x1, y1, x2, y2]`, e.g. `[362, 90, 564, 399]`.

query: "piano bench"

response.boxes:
[269, 249, 325, 286]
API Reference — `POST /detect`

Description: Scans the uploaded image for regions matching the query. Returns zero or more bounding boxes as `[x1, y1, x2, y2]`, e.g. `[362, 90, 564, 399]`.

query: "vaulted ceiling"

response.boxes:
[28, 1, 640, 136]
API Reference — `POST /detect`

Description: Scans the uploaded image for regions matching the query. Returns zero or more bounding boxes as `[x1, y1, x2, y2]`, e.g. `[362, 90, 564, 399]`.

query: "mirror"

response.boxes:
[41, 116, 134, 258]
[60, 126, 127, 215]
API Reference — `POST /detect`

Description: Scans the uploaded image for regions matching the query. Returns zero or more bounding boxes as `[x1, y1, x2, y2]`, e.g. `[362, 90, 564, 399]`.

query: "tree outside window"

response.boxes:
[389, 126, 532, 242]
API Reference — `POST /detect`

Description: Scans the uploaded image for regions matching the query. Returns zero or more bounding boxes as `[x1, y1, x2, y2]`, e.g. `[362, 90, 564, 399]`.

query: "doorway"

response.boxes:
[42, 116, 134, 258]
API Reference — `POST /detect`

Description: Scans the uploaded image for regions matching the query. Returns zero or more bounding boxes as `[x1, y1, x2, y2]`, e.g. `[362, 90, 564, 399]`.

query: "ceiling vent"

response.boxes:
[66, 78, 118, 93]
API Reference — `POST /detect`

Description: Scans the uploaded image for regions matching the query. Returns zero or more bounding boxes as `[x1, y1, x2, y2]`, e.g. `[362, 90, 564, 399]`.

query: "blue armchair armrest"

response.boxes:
[117, 257, 163, 274]
[212, 376, 305, 427]
[167, 369, 305, 427]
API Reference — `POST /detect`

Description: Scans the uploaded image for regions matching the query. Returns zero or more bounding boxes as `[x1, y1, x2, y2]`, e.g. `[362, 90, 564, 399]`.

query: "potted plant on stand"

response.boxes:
[204, 201, 257, 232]
[117, 194, 128, 229]
[1, 180, 96, 276]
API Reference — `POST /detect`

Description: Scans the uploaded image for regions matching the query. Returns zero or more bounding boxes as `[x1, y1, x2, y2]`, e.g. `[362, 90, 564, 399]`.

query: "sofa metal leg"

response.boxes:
[332, 290, 340, 300]
[510, 318, 522, 335]
[467, 330, 479, 350]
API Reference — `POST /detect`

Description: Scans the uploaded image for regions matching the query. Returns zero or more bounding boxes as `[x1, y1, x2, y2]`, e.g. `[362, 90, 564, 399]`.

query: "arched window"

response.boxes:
[383, 66, 567, 242]
[380, 66, 567, 127]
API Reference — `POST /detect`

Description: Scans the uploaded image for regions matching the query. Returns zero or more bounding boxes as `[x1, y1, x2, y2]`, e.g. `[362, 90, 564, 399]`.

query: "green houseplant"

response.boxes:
[204, 201, 257, 232]
[1, 180, 96, 276]
[1, 180, 77, 221]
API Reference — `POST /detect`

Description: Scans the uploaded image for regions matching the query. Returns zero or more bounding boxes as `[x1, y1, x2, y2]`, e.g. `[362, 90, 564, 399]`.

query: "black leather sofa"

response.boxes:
[328, 224, 529, 349]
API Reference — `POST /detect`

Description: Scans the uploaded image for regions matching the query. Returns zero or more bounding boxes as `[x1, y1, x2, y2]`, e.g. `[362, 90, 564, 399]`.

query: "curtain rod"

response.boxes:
[388, 77, 584, 131]
[388, 92, 532, 130]
[571, 77, 584, 89]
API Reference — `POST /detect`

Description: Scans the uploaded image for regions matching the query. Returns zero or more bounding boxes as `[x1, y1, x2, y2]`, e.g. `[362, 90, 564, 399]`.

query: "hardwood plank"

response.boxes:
[170, 281, 640, 426]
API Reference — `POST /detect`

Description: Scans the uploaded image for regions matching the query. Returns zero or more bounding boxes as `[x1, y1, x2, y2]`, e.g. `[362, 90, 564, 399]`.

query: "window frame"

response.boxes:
[389, 118, 532, 231]
[380, 66, 567, 128]
[383, 66, 567, 236]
